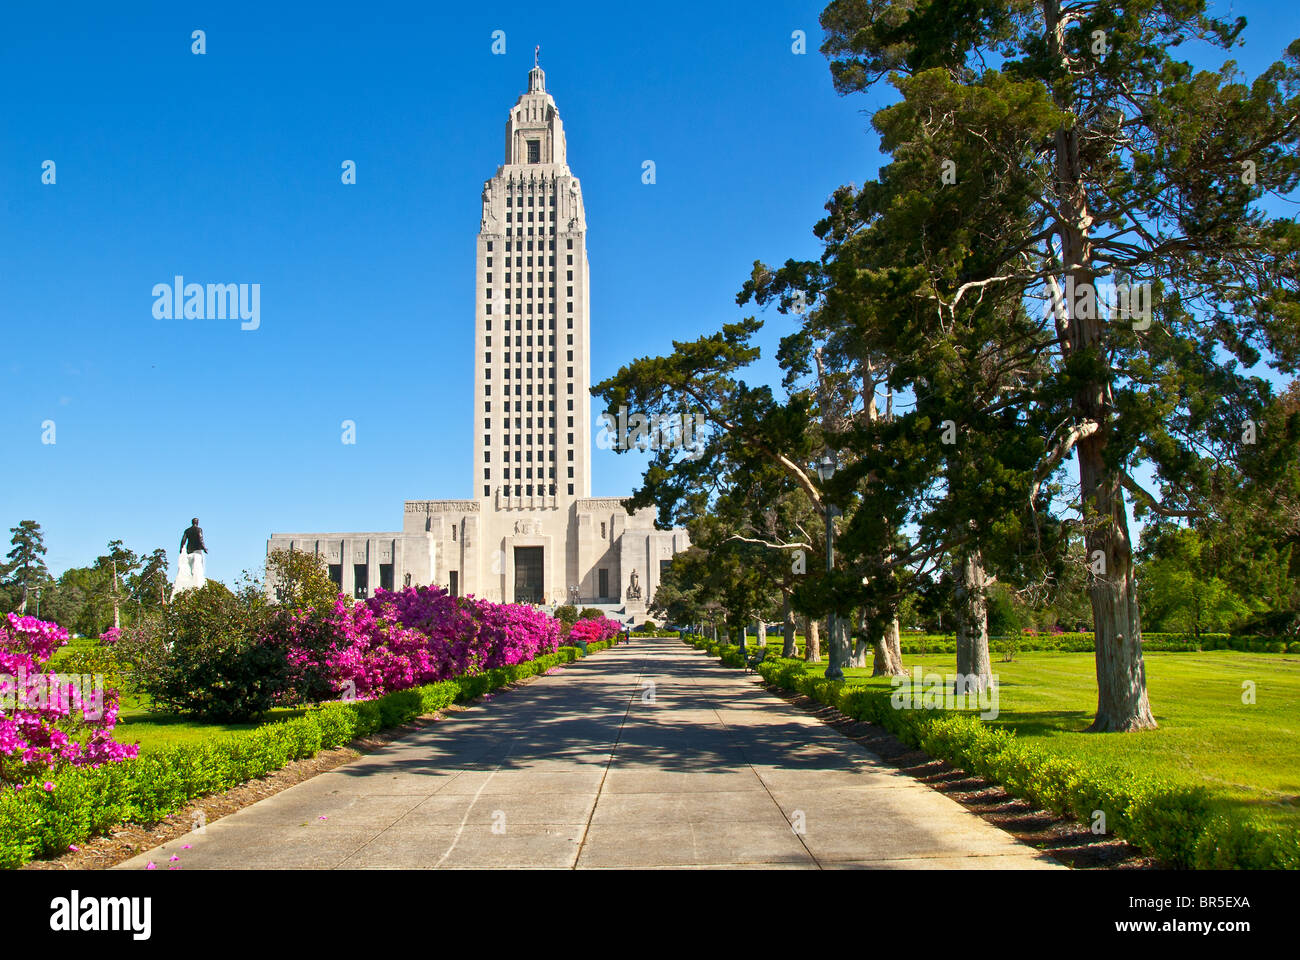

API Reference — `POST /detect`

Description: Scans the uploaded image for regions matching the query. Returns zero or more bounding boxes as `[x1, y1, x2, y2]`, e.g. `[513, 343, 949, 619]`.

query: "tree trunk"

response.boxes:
[953, 546, 993, 693]
[781, 592, 797, 658]
[804, 616, 821, 662]
[872, 617, 906, 676]
[1080, 466, 1155, 731]
[828, 616, 853, 677]
[850, 610, 870, 667]
[1045, 0, 1155, 732]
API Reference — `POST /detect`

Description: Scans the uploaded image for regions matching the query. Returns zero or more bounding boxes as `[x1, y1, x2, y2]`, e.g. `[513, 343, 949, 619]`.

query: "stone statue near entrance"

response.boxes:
[174, 517, 207, 595]
[627, 568, 642, 601]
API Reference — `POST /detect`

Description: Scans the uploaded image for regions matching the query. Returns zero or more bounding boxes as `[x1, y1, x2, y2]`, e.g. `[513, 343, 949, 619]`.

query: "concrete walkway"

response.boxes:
[116, 637, 1061, 869]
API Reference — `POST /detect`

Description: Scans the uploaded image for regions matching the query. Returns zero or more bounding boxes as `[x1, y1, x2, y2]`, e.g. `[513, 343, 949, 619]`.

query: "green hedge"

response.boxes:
[898, 633, 1298, 654]
[683, 639, 1297, 869]
[0, 641, 614, 870]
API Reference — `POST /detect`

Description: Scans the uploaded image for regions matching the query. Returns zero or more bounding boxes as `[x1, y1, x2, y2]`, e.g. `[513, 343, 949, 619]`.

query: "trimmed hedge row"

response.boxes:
[898, 633, 1299, 654]
[699, 632, 1299, 655]
[684, 637, 1299, 869]
[0, 639, 616, 870]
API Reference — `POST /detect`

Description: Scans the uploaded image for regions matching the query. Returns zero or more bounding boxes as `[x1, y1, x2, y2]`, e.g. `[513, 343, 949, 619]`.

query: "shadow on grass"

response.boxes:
[985, 710, 1095, 737]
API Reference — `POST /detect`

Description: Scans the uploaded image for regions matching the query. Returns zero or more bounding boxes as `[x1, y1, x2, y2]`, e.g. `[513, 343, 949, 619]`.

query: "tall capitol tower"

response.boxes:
[475, 58, 591, 507]
[267, 61, 687, 616]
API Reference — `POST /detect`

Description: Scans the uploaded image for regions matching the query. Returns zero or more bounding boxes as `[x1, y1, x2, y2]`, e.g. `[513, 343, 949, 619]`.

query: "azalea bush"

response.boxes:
[139, 583, 602, 721]
[0, 613, 139, 788]
[264, 586, 567, 705]
[566, 616, 623, 645]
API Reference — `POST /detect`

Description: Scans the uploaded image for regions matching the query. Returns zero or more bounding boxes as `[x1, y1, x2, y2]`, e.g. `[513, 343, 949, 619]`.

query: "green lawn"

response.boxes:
[44, 638, 309, 751]
[112, 693, 312, 751]
[755, 637, 1300, 829]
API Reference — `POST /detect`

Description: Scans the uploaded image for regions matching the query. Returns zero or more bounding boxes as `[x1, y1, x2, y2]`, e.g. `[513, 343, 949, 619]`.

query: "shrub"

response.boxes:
[102, 613, 168, 695]
[145, 582, 288, 723]
[0, 613, 138, 789]
[567, 616, 622, 645]
[62, 633, 123, 694]
[265, 548, 341, 613]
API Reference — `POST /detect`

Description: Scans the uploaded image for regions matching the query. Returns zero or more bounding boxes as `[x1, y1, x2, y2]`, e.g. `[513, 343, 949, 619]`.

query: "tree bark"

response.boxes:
[1044, 0, 1156, 732]
[872, 617, 906, 676]
[781, 592, 798, 658]
[850, 610, 870, 667]
[804, 616, 821, 662]
[953, 546, 993, 693]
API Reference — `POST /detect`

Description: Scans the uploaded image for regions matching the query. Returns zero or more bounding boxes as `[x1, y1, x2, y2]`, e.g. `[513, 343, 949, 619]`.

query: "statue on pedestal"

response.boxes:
[627, 568, 642, 601]
[174, 517, 207, 595]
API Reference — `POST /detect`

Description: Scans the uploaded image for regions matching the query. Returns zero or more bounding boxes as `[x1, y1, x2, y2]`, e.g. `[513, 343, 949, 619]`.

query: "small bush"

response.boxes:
[144, 582, 287, 723]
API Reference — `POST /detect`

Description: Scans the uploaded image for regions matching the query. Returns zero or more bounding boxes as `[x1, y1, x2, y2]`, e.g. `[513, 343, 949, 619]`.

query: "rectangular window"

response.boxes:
[527, 140, 540, 163]
[598, 568, 609, 599]
[353, 564, 369, 599]
[379, 564, 394, 593]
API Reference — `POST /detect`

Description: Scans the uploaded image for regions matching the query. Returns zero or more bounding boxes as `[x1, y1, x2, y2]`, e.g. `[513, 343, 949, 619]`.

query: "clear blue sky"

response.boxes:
[2, 0, 1296, 584]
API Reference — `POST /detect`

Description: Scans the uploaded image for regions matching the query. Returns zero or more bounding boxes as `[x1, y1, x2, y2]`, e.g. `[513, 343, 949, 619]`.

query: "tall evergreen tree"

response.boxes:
[4, 520, 50, 613]
[818, 0, 1300, 730]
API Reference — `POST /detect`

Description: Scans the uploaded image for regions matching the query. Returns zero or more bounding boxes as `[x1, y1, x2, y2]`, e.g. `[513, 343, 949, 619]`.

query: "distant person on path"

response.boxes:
[174, 517, 207, 594]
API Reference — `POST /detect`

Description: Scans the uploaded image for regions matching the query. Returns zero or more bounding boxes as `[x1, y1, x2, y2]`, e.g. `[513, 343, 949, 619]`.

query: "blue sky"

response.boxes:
[2, 0, 1297, 584]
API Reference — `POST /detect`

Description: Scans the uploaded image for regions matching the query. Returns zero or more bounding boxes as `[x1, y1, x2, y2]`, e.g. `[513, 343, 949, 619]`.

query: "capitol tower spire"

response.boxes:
[270, 60, 688, 613]
[474, 62, 590, 510]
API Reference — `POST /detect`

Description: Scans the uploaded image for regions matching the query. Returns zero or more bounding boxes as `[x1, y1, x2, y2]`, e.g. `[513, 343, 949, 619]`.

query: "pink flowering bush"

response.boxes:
[0, 613, 139, 788]
[269, 586, 565, 702]
[566, 616, 623, 645]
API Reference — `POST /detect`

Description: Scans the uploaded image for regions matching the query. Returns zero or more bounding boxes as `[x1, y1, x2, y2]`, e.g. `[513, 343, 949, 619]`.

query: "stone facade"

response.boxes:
[267, 63, 688, 622]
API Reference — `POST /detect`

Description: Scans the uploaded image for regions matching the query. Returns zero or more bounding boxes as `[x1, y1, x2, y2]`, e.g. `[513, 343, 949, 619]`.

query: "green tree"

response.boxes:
[265, 548, 340, 612]
[42, 566, 114, 637]
[818, 0, 1300, 730]
[1139, 528, 1255, 638]
[132, 548, 172, 610]
[4, 520, 50, 613]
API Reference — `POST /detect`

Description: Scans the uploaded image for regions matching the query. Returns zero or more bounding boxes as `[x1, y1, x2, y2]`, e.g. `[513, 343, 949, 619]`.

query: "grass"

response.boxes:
[43, 637, 310, 751]
[752, 636, 1300, 830]
[113, 692, 313, 751]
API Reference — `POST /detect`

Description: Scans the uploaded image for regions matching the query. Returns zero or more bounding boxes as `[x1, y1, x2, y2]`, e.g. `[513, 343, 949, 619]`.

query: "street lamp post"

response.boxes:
[815, 451, 844, 680]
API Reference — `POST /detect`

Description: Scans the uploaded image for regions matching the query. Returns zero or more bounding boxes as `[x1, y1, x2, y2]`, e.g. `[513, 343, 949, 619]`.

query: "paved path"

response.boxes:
[117, 638, 1061, 869]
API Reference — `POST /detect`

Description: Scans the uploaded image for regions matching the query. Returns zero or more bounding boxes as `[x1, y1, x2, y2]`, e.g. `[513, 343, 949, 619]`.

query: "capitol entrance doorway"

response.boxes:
[514, 546, 544, 604]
